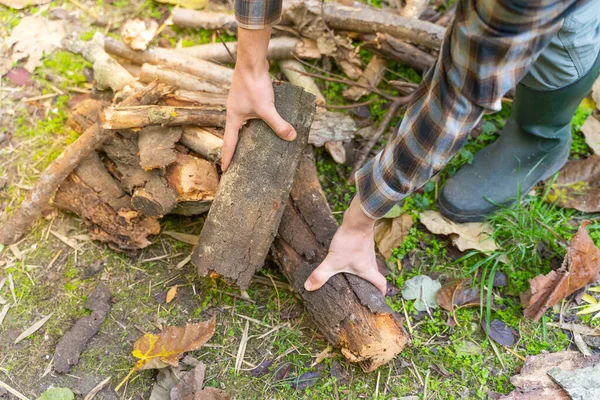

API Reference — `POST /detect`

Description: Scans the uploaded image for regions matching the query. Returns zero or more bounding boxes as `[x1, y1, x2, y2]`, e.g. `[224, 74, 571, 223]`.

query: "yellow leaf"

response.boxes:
[589, 286, 600, 292]
[582, 294, 598, 304]
[154, 0, 207, 9]
[133, 317, 216, 370]
[166, 285, 178, 303]
[577, 302, 600, 315]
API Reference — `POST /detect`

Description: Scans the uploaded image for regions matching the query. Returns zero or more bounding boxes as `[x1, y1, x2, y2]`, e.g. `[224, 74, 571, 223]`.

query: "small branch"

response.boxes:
[102, 105, 226, 130]
[348, 99, 405, 183]
[325, 98, 378, 109]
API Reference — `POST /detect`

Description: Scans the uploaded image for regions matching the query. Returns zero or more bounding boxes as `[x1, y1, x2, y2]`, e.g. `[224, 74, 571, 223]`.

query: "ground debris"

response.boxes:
[374, 213, 413, 259]
[500, 351, 600, 400]
[547, 156, 600, 212]
[521, 221, 600, 321]
[548, 364, 600, 400]
[436, 278, 479, 311]
[54, 282, 111, 374]
[7, 16, 65, 72]
[402, 275, 441, 311]
[120, 18, 159, 51]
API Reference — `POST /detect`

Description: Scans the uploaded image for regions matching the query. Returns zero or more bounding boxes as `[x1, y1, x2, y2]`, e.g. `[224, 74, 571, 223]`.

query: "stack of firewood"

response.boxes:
[0, 0, 452, 372]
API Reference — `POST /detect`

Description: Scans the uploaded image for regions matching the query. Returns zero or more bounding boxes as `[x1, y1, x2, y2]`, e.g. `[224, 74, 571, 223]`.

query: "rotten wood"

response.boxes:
[102, 105, 226, 130]
[138, 125, 182, 170]
[54, 152, 160, 250]
[192, 83, 316, 289]
[104, 37, 233, 87]
[180, 127, 223, 162]
[273, 149, 408, 372]
[139, 64, 227, 94]
[67, 98, 109, 134]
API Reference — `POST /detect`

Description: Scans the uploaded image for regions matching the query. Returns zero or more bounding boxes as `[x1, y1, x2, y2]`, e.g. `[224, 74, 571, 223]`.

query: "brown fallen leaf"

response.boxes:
[521, 221, 600, 321]
[7, 16, 66, 72]
[581, 116, 600, 155]
[419, 210, 498, 252]
[436, 279, 480, 311]
[500, 351, 600, 400]
[116, 317, 216, 391]
[374, 213, 413, 259]
[121, 19, 159, 51]
[166, 285, 178, 303]
[547, 156, 600, 212]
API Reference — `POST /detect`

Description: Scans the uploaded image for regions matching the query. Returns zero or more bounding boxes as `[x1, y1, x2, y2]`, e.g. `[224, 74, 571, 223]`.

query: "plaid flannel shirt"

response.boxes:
[235, 0, 586, 219]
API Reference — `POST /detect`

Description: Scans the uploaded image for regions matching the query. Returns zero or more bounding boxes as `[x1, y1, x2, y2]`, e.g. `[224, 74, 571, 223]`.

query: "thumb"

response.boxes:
[304, 258, 339, 292]
[221, 118, 243, 172]
[260, 106, 296, 141]
[365, 270, 388, 297]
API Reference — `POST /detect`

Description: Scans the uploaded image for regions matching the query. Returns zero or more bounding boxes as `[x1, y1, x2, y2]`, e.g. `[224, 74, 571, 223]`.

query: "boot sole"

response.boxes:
[437, 146, 571, 223]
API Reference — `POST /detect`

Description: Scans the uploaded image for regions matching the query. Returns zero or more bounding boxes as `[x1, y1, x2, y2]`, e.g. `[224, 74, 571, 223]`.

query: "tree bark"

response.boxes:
[138, 126, 182, 170]
[180, 127, 223, 162]
[104, 37, 233, 86]
[163, 90, 228, 108]
[192, 83, 316, 289]
[102, 105, 226, 130]
[54, 153, 160, 251]
[67, 98, 108, 134]
[139, 64, 227, 94]
[273, 149, 408, 372]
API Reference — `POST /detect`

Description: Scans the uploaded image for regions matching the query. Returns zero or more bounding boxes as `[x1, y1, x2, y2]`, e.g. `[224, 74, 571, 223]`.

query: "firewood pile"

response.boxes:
[0, 0, 453, 372]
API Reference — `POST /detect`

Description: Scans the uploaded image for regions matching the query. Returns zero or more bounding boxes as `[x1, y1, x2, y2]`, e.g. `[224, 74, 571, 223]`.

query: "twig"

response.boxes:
[217, 30, 236, 63]
[234, 320, 250, 373]
[325, 98, 378, 109]
[348, 99, 406, 183]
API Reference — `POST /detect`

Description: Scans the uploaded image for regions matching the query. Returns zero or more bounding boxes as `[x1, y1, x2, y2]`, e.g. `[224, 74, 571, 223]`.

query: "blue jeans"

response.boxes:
[520, 0, 600, 91]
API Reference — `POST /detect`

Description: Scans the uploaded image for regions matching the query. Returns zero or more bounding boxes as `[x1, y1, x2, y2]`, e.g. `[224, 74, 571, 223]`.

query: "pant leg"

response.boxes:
[520, 0, 600, 91]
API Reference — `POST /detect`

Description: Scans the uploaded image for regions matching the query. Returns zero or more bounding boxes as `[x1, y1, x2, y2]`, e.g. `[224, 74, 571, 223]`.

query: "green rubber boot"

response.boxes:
[438, 54, 600, 223]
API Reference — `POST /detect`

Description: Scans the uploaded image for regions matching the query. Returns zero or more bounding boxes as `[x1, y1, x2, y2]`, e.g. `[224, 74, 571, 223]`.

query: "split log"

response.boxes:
[102, 105, 226, 130]
[273, 149, 408, 372]
[180, 127, 223, 162]
[67, 98, 108, 134]
[363, 33, 435, 73]
[138, 126, 182, 170]
[172, 37, 320, 63]
[139, 64, 227, 94]
[104, 37, 233, 86]
[192, 83, 316, 289]
[343, 56, 387, 101]
[163, 90, 228, 107]
[0, 82, 170, 244]
[102, 129, 178, 217]
[172, 8, 237, 31]
[167, 152, 219, 216]
[63, 33, 142, 92]
[54, 152, 160, 251]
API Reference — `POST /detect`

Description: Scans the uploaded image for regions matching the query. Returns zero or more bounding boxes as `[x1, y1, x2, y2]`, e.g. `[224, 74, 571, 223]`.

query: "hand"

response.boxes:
[304, 196, 388, 295]
[221, 27, 296, 171]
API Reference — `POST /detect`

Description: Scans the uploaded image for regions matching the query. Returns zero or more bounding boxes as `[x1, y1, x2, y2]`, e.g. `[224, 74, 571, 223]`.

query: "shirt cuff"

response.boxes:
[235, 13, 282, 30]
[355, 157, 400, 220]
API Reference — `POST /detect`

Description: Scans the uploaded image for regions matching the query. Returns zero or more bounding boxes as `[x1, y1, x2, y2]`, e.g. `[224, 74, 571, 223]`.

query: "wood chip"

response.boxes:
[175, 254, 192, 270]
[14, 312, 54, 344]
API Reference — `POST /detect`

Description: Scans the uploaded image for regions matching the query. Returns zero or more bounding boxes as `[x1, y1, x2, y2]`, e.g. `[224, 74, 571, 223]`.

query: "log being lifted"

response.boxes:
[192, 83, 316, 289]
[273, 149, 408, 371]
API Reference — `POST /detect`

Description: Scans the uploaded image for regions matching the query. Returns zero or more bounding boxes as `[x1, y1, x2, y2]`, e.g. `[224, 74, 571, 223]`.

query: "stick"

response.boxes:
[102, 105, 226, 130]
[139, 64, 227, 94]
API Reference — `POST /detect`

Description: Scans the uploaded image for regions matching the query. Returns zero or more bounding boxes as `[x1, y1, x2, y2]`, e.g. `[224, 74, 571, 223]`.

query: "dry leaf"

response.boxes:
[374, 213, 413, 259]
[420, 210, 498, 252]
[133, 316, 216, 370]
[170, 362, 205, 400]
[154, 0, 208, 9]
[581, 116, 600, 155]
[0, 0, 50, 9]
[121, 19, 159, 51]
[166, 285, 178, 303]
[14, 312, 54, 344]
[0, 304, 10, 327]
[547, 156, 600, 212]
[436, 279, 480, 311]
[7, 16, 66, 72]
[163, 231, 199, 245]
[501, 351, 597, 400]
[521, 221, 600, 321]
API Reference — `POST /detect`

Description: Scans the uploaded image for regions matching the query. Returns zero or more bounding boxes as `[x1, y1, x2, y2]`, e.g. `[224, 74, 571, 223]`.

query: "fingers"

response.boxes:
[221, 118, 243, 172]
[365, 270, 388, 296]
[260, 106, 296, 141]
[304, 257, 339, 292]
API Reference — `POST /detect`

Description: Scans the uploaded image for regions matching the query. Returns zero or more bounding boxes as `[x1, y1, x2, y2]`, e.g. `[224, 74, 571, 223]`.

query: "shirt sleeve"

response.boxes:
[235, 0, 283, 30]
[355, 0, 585, 219]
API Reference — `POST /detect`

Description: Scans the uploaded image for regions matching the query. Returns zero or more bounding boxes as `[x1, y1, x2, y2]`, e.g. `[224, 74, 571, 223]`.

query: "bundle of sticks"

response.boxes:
[0, 0, 453, 371]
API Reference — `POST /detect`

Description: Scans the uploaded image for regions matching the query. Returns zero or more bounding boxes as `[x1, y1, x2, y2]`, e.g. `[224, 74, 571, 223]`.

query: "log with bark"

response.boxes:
[192, 83, 317, 289]
[362, 33, 436, 73]
[139, 64, 228, 94]
[101, 105, 226, 130]
[273, 149, 408, 372]
[343, 56, 387, 101]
